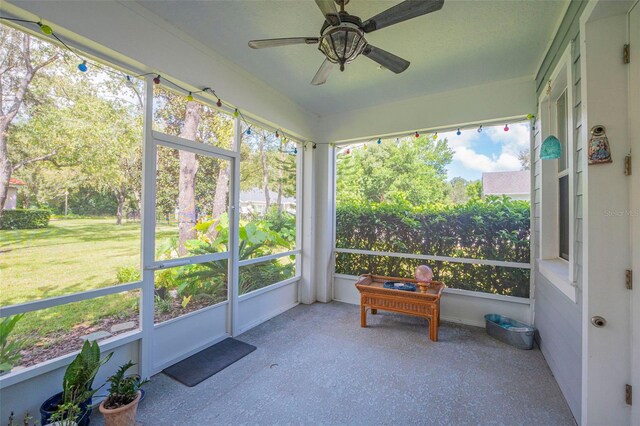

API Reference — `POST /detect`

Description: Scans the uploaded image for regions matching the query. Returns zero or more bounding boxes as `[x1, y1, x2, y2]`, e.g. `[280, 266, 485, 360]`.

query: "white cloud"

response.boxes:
[453, 146, 521, 173]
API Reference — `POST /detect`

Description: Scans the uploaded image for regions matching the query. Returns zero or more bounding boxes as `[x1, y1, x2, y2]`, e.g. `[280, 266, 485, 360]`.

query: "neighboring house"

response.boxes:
[3, 178, 26, 210]
[482, 170, 530, 201]
[239, 188, 296, 215]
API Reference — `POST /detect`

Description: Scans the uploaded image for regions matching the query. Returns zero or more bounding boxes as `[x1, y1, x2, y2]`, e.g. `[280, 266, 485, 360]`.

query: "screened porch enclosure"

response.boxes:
[1, 1, 638, 425]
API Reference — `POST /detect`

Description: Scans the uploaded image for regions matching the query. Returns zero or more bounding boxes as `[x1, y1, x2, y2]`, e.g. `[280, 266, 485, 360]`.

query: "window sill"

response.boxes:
[538, 258, 577, 303]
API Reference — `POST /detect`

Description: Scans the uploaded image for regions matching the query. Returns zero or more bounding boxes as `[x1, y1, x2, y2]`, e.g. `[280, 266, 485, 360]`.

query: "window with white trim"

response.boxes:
[538, 45, 575, 299]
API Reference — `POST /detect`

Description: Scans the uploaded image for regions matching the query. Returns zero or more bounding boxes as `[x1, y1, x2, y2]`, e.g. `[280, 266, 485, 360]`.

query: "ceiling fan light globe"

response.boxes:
[318, 24, 367, 68]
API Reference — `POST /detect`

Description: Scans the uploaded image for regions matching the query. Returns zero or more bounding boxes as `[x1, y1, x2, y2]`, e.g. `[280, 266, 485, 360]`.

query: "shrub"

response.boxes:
[116, 266, 141, 284]
[335, 197, 531, 298]
[0, 209, 50, 230]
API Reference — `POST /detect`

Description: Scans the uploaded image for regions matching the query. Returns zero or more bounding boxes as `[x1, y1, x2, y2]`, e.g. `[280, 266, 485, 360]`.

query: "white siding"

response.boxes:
[532, 33, 583, 424]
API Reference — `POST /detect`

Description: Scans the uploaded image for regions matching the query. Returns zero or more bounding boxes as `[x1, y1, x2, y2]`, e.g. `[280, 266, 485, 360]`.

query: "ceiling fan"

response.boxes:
[248, 0, 444, 85]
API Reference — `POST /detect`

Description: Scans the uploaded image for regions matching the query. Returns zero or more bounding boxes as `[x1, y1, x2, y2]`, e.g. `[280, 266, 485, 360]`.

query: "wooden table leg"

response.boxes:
[360, 302, 367, 328]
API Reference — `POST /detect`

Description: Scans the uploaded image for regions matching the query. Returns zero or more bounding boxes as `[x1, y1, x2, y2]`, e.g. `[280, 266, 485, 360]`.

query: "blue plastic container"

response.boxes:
[40, 392, 92, 426]
[484, 314, 535, 350]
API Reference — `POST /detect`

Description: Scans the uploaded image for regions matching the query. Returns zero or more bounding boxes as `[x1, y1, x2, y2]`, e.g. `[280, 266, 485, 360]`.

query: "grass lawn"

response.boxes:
[0, 217, 173, 338]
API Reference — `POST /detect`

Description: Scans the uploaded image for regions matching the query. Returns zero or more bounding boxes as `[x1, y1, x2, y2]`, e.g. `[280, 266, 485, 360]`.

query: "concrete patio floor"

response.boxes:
[93, 301, 574, 425]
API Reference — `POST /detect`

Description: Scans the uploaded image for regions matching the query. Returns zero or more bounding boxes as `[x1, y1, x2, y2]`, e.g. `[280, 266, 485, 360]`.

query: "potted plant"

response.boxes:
[99, 361, 147, 426]
[45, 401, 81, 426]
[40, 340, 113, 426]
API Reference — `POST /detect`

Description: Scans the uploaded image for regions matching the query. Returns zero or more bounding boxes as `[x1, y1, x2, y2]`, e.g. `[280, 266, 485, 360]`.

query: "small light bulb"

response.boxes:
[275, 130, 280, 138]
[456, 128, 461, 136]
[216, 99, 222, 108]
[363, 144, 367, 150]
[187, 92, 194, 102]
[477, 125, 483, 133]
[377, 138, 382, 144]
[246, 128, 252, 135]
[293, 147, 298, 155]
[153, 75, 161, 84]
[234, 109, 239, 118]
[527, 114, 535, 120]
[415, 131, 420, 138]
[504, 124, 509, 132]
[77, 61, 88, 72]
[38, 22, 53, 35]
[433, 132, 438, 140]
[346, 148, 351, 155]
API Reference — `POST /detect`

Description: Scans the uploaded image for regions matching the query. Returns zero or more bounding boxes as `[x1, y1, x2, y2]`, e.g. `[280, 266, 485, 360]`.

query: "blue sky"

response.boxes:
[441, 122, 530, 181]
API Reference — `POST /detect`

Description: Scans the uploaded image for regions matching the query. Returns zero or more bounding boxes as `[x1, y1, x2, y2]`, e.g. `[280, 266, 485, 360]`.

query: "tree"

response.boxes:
[0, 26, 58, 212]
[466, 180, 483, 200]
[177, 101, 201, 255]
[336, 135, 454, 207]
[448, 177, 469, 205]
[518, 149, 531, 170]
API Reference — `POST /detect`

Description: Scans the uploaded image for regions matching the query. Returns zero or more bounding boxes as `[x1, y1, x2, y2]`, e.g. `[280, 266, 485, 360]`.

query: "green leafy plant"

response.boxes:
[103, 361, 148, 409]
[49, 401, 81, 426]
[0, 314, 26, 374]
[61, 340, 113, 408]
[115, 266, 141, 284]
[154, 295, 172, 314]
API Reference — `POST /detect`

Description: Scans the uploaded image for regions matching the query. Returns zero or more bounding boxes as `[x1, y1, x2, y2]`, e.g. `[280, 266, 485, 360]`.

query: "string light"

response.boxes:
[216, 98, 222, 108]
[293, 147, 298, 155]
[456, 128, 461, 136]
[504, 124, 509, 132]
[153, 75, 161, 84]
[275, 130, 280, 138]
[186, 92, 194, 101]
[234, 109, 239, 118]
[77, 60, 88, 72]
[477, 125, 483, 133]
[125, 75, 135, 87]
[377, 138, 382, 144]
[346, 148, 351, 155]
[527, 114, 535, 120]
[246, 127, 252, 135]
[37, 22, 52, 35]
[363, 144, 367, 150]
[415, 131, 420, 138]
[433, 132, 438, 140]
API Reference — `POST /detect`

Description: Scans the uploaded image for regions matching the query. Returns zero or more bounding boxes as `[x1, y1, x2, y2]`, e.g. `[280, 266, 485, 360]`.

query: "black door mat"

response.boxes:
[163, 337, 257, 387]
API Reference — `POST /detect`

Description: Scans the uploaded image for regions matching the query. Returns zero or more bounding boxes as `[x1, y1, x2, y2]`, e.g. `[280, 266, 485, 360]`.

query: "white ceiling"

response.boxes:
[137, 0, 568, 116]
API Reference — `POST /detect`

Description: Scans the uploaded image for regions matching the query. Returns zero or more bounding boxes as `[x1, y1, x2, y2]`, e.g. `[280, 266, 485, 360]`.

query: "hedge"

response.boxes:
[0, 209, 51, 230]
[335, 197, 531, 298]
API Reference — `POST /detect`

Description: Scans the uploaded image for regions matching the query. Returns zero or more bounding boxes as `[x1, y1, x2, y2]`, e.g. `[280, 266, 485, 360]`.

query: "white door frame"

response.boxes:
[629, 2, 640, 422]
[139, 79, 239, 377]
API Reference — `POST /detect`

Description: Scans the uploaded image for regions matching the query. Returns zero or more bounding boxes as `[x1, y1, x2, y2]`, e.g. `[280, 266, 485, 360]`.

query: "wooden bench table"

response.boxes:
[355, 274, 445, 341]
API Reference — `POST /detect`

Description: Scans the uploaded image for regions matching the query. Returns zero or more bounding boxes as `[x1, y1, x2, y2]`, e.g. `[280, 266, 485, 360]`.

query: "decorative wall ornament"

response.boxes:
[588, 125, 613, 164]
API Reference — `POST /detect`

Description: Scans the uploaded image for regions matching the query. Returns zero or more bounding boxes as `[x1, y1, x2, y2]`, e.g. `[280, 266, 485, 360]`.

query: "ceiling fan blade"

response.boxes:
[311, 59, 334, 86]
[362, 0, 444, 33]
[314, 0, 341, 26]
[362, 45, 410, 74]
[248, 37, 319, 49]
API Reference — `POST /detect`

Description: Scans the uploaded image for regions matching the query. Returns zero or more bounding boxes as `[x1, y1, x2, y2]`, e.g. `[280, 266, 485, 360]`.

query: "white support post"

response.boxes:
[313, 143, 334, 303]
[139, 76, 156, 379]
[228, 117, 242, 336]
[300, 142, 316, 304]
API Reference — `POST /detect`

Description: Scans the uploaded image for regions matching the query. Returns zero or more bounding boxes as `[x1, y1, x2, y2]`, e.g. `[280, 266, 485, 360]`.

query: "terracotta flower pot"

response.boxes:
[99, 391, 141, 426]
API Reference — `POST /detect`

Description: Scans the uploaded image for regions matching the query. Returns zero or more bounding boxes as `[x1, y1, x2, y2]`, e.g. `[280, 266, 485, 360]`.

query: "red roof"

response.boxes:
[9, 178, 26, 186]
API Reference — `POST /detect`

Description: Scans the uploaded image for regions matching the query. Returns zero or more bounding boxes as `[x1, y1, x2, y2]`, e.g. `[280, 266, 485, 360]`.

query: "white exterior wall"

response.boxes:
[4, 187, 18, 210]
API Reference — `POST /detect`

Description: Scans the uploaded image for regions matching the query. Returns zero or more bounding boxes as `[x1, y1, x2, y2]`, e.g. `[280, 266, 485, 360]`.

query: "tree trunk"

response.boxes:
[177, 101, 202, 256]
[207, 164, 229, 241]
[0, 123, 12, 213]
[114, 187, 125, 225]
[0, 34, 57, 213]
[259, 135, 270, 212]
